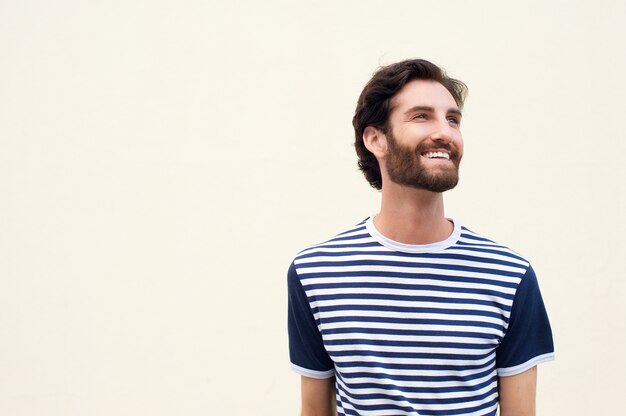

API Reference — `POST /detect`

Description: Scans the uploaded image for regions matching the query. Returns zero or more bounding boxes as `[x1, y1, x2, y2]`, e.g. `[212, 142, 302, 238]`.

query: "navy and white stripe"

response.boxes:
[288, 217, 554, 416]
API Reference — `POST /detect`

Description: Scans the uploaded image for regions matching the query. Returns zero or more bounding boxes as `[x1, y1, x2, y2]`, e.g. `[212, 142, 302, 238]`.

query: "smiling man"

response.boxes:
[288, 59, 554, 416]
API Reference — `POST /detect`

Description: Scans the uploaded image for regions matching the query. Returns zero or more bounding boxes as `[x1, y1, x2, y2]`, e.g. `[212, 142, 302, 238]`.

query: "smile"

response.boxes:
[421, 151, 450, 160]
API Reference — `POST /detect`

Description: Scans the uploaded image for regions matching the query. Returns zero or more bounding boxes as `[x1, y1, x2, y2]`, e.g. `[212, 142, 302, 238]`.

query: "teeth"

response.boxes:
[423, 151, 450, 160]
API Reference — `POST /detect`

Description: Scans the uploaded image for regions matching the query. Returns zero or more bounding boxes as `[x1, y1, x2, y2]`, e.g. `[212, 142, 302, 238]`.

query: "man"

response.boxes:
[287, 59, 554, 416]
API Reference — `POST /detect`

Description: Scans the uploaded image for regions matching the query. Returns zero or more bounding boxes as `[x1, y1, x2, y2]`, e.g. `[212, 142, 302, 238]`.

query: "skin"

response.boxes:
[301, 376, 336, 416]
[364, 79, 463, 245]
[499, 366, 538, 416]
[301, 80, 538, 416]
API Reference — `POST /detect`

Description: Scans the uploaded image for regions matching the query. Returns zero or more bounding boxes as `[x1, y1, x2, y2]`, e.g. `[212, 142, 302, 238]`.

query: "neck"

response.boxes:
[374, 181, 453, 245]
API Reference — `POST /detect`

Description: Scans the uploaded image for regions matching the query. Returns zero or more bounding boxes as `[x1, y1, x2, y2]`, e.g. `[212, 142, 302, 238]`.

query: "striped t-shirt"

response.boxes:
[288, 217, 554, 416]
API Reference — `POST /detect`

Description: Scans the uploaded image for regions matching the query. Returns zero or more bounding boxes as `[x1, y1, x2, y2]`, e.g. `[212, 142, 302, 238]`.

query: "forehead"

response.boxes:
[390, 80, 458, 114]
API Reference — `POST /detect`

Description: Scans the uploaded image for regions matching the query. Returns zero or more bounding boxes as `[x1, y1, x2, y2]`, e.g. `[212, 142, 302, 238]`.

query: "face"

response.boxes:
[384, 80, 464, 193]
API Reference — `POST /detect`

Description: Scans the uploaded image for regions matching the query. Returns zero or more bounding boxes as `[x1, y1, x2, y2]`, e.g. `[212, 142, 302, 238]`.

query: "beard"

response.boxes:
[385, 131, 462, 193]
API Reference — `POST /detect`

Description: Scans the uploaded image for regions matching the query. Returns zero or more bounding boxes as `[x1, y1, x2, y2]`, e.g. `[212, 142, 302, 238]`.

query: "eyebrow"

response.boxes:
[404, 106, 463, 117]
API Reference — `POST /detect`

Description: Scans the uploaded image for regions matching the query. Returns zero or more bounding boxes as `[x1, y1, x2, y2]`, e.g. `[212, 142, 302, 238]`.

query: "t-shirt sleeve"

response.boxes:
[287, 261, 335, 379]
[496, 265, 555, 376]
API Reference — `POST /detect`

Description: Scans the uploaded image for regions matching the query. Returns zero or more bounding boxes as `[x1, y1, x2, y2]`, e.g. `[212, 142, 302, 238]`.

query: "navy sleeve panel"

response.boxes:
[287, 262, 335, 378]
[496, 265, 555, 376]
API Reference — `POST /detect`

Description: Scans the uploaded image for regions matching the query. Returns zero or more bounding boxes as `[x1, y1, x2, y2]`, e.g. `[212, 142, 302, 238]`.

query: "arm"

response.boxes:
[301, 376, 336, 416]
[498, 366, 537, 416]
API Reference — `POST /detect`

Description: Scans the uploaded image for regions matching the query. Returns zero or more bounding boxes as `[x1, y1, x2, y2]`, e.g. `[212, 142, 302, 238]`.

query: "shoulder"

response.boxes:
[293, 218, 373, 261]
[456, 225, 531, 266]
[453, 224, 535, 288]
[289, 218, 381, 282]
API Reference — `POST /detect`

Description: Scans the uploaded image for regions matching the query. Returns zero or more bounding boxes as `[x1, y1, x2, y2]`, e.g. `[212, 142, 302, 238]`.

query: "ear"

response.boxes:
[363, 126, 388, 159]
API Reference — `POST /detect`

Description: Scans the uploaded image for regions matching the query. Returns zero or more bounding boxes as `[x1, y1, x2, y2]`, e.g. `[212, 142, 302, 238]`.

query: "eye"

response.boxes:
[447, 116, 460, 126]
[411, 113, 427, 120]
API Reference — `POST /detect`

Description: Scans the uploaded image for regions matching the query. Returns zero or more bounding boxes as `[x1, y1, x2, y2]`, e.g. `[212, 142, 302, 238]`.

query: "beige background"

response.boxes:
[1, 0, 625, 414]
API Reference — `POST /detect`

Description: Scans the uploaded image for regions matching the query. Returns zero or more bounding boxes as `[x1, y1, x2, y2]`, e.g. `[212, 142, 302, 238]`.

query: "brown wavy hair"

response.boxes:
[352, 59, 468, 190]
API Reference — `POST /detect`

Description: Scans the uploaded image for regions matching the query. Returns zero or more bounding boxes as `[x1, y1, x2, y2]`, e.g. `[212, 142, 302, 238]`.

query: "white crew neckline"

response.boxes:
[365, 216, 461, 253]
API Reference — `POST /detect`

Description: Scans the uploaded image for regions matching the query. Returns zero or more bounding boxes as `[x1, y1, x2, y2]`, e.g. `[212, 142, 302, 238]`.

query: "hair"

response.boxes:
[352, 59, 468, 190]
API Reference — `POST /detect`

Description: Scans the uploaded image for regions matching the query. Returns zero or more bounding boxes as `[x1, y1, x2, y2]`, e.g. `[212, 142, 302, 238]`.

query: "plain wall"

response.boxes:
[1, 0, 625, 414]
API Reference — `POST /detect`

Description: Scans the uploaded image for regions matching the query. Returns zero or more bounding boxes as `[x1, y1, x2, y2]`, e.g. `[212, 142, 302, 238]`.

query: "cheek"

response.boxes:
[454, 134, 464, 152]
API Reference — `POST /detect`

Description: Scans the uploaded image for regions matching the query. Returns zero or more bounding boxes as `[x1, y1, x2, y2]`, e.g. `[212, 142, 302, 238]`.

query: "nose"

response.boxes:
[430, 118, 456, 144]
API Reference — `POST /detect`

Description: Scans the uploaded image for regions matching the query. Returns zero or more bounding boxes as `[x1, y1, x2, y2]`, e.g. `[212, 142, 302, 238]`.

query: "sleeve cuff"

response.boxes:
[497, 352, 555, 377]
[290, 363, 335, 379]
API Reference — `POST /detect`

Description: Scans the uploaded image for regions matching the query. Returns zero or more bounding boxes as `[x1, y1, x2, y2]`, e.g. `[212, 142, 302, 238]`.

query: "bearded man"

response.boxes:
[287, 59, 554, 416]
